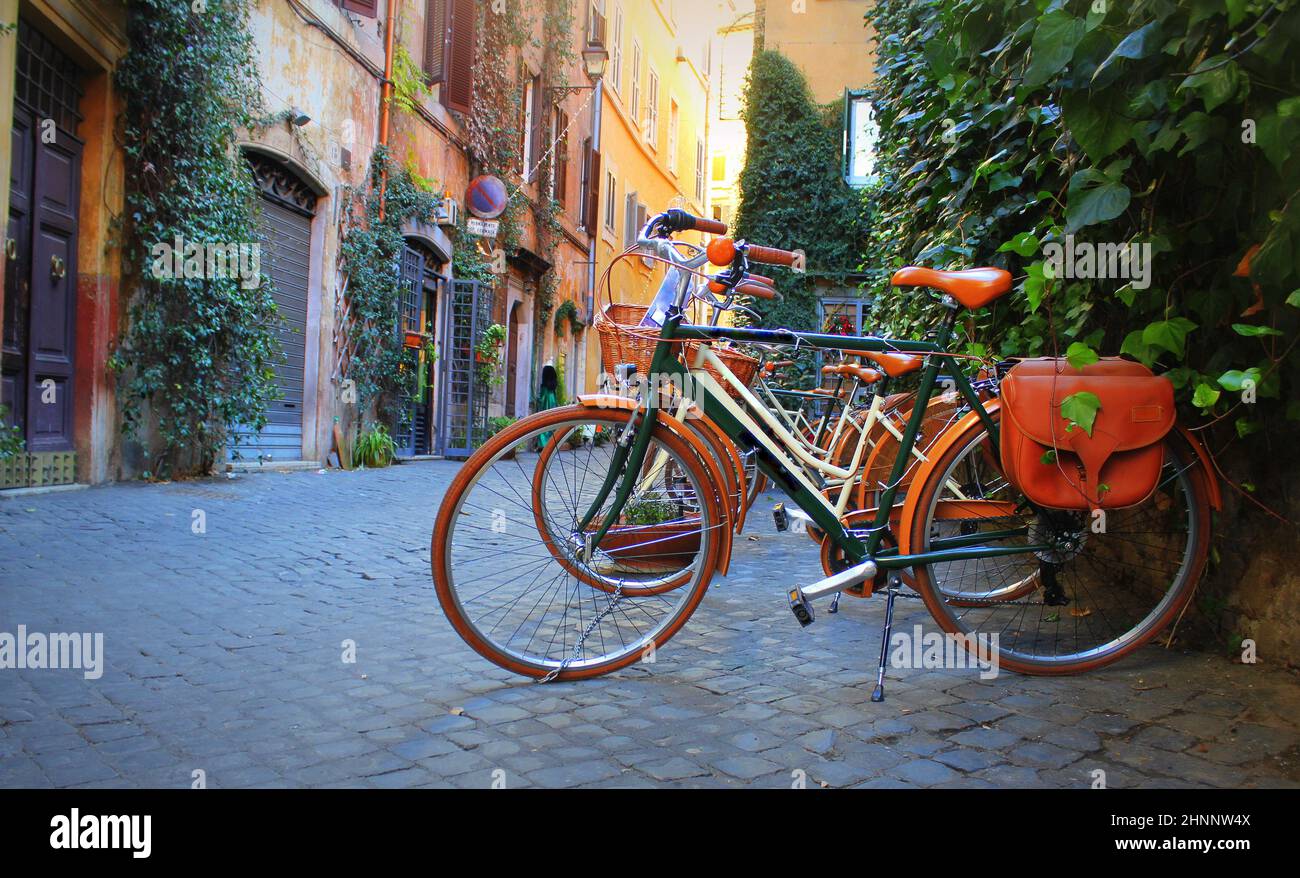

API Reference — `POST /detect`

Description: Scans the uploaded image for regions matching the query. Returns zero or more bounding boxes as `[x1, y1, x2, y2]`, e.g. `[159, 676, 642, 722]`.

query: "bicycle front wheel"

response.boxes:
[904, 408, 1212, 675]
[431, 406, 724, 680]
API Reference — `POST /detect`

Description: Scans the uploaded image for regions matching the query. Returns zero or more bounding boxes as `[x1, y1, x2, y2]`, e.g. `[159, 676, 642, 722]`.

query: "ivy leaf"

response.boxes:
[1218, 368, 1262, 392]
[1231, 323, 1283, 337]
[1066, 342, 1099, 370]
[1287, 290, 1300, 308]
[1066, 169, 1131, 232]
[1192, 383, 1221, 409]
[1040, 449, 1058, 465]
[1060, 391, 1101, 437]
[1023, 261, 1047, 313]
[1091, 21, 1164, 85]
[997, 232, 1040, 258]
[1024, 12, 1087, 88]
[1062, 90, 1132, 160]
[1141, 318, 1197, 357]
[1179, 56, 1241, 113]
[1121, 330, 1157, 367]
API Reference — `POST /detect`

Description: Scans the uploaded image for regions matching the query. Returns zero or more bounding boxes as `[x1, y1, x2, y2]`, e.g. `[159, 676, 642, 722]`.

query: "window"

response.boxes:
[578, 137, 593, 230]
[667, 100, 679, 173]
[610, 6, 623, 94]
[646, 68, 659, 146]
[586, 0, 607, 43]
[630, 41, 642, 126]
[521, 76, 539, 180]
[623, 191, 638, 250]
[712, 153, 726, 182]
[844, 90, 880, 187]
[552, 108, 569, 205]
[694, 136, 705, 203]
[339, 0, 378, 16]
[603, 170, 617, 233]
[419, 0, 475, 112]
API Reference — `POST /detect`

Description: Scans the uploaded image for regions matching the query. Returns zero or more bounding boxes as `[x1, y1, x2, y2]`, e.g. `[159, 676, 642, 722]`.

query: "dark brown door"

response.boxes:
[506, 301, 521, 414]
[2, 101, 81, 452]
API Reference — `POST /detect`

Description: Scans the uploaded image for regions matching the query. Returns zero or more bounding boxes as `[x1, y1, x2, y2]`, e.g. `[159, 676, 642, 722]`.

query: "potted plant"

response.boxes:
[486, 415, 523, 458]
[353, 423, 396, 468]
[475, 323, 507, 387]
[593, 494, 702, 573]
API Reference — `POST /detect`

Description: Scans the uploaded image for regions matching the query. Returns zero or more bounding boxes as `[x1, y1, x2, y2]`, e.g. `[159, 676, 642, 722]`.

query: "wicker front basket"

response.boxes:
[596, 303, 661, 377]
[683, 342, 761, 398]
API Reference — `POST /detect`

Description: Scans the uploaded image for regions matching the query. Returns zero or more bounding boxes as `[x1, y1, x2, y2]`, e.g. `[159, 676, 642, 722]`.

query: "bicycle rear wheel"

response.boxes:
[432, 406, 723, 680]
[904, 408, 1212, 675]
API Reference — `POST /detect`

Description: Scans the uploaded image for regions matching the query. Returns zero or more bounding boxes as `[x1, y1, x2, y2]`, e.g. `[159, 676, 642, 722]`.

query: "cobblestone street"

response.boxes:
[1, 461, 1297, 789]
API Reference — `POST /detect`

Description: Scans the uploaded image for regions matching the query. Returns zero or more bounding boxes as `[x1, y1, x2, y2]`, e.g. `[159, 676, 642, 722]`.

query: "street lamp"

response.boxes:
[581, 39, 609, 82]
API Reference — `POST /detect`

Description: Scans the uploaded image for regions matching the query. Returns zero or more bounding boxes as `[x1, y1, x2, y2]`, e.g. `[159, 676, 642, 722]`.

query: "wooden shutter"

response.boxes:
[443, 0, 476, 113]
[554, 109, 569, 206]
[341, 0, 378, 16]
[585, 150, 598, 234]
[424, 0, 448, 83]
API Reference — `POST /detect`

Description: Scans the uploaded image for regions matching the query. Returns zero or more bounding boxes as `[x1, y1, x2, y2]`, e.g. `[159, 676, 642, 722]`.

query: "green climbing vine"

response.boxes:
[735, 52, 868, 331]
[339, 146, 443, 421]
[865, 0, 1300, 439]
[110, 0, 279, 478]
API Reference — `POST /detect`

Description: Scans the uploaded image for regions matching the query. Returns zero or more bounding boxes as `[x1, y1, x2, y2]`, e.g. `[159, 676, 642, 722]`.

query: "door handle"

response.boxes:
[4, 239, 15, 261]
[50, 255, 66, 280]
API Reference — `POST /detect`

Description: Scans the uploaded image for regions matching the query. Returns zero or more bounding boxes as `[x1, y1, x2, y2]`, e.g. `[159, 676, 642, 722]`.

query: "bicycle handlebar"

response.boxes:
[661, 208, 728, 236]
[746, 244, 800, 267]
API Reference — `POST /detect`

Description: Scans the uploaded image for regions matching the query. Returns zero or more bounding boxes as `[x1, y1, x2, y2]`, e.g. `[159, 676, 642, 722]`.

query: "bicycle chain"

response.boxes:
[536, 577, 627, 684]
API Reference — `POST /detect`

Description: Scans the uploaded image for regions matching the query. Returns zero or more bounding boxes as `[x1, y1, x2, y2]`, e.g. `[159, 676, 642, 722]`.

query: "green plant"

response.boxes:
[339, 147, 443, 420]
[735, 51, 868, 331]
[622, 495, 677, 526]
[554, 299, 584, 335]
[865, 0, 1300, 465]
[555, 353, 570, 407]
[353, 423, 396, 468]
[476, 323, 507, 388]
[0, 406, 24, 461]
[389, 45, 431, 115]
[487, 415, 518, 437]
[111, 0, 280, 477]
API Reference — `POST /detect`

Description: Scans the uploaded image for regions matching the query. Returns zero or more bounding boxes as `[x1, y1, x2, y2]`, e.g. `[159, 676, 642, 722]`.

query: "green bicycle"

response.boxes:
[431, 210, 1216, 691]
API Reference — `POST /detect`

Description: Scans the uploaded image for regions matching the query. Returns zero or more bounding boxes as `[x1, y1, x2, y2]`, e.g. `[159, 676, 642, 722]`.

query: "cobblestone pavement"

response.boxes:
[1, 461, 1297, 789]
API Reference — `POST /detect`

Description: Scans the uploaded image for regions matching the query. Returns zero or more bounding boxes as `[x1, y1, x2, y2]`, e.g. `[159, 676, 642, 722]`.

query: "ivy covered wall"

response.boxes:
[863, 0, 1300, 662]
[734, 51, 867, 339]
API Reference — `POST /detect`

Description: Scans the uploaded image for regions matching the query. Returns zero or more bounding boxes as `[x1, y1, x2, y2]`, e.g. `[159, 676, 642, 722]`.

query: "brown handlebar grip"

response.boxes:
[736, 281, 778, 300]
[745, 244, 798, 267]
[770, 360, 794, 368]
[691, 216, 729, 235]
[746, 272, 776, 287]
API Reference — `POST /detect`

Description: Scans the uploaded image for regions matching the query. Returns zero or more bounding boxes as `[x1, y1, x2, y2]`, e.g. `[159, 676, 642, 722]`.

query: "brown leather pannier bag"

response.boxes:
[999, 358, 1175, 510]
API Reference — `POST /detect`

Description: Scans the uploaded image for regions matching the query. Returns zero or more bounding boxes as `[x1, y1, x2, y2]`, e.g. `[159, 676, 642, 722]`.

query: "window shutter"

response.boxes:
[443, 0, 476, 114]
[554, 109, 569, 206]
[624, 193, 637, 249]
[424, 0, 448, 83]
[341, 0, 379, 16]
[586, 149, 601, 231]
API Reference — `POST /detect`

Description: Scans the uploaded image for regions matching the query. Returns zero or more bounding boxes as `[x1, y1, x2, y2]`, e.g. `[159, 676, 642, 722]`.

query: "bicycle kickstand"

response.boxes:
[828, 592, 841, 614]
[871, 577, 902, 703]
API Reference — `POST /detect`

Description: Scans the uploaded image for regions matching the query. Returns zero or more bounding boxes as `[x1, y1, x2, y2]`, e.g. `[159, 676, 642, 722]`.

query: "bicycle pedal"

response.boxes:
[788, 587, 814, 628]
[772, 503, 789, 532]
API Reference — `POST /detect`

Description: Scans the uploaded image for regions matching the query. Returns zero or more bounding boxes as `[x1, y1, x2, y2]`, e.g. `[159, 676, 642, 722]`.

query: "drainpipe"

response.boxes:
[585, 77, 604, 393]
[377, 0, 398, 220]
